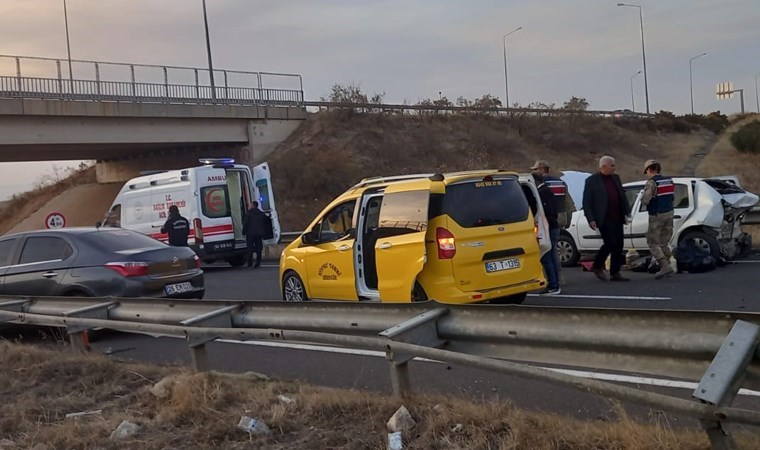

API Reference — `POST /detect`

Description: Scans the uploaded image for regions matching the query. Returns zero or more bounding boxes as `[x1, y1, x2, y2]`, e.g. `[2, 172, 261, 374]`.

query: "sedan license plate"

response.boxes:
[485, 258, 521, 273]
[165, 282, 194, 295]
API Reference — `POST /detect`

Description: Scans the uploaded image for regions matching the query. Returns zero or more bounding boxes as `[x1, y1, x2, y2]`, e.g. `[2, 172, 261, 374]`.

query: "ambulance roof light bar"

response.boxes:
[199, 157, 236, 165]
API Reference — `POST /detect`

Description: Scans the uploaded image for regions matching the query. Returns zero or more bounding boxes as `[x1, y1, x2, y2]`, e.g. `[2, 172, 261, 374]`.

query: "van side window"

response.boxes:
[378, 190, 428, 236]
[201, 186, 230, 218]
[318, 201, 356, 243]
[104, 204, 121, 227]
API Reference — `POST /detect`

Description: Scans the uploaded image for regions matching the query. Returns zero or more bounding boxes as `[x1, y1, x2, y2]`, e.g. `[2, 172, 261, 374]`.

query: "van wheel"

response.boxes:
[558, 233, 580, 267]
[282, 272, 308, 302]
[227, 255, 247, 267]
[411, 282, 428, 302]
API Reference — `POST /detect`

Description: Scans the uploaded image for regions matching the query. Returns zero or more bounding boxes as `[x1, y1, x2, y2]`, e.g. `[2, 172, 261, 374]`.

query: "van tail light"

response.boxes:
[436, 227, 456, 259]
[194, 255, 201, 269]
[105, 262, 149, 277]
[193, 218, 203, 244]
[534, 222, 539, 241]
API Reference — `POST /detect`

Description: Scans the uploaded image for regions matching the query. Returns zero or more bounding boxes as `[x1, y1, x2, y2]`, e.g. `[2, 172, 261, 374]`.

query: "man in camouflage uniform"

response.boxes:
[530, 160, 576, 286]
[641, 159, 675, 279]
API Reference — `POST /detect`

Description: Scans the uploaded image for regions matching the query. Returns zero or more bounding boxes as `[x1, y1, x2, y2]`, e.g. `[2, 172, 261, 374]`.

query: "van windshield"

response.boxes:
[442, 177, 529, 227]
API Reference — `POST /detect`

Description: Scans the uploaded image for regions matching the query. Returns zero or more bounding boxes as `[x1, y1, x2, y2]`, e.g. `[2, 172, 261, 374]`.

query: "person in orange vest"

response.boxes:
[641, 159, 675, 279]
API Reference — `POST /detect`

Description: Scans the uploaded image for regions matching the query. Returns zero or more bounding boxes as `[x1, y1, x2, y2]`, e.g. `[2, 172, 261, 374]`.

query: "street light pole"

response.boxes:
[618, 3, 649, 114]
[62, 0, 74, 85]
[630, 70, 641, 112]
[202, 0, 217, 101]
[689, 52, 707, 115]
[502, 26, 522, 109]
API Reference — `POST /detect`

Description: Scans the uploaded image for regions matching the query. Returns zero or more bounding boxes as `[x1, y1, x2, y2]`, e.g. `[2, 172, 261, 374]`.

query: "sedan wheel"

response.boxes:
[557, 233, 580, 267]
[282, 272, 308, 302]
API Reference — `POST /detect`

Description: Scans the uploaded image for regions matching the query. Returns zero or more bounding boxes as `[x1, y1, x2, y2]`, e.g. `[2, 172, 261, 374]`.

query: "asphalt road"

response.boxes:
[7, 251, 760, 429]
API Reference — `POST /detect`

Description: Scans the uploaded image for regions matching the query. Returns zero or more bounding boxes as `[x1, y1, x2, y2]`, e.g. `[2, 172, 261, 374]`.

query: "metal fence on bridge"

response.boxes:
[0, 54, 304, 107]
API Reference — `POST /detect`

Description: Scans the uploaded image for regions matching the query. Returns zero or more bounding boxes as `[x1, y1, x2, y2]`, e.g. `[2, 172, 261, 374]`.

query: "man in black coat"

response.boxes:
[582, 155, 631, 282]
[242, 201, 268, 269]
[160, 205, 190, 247]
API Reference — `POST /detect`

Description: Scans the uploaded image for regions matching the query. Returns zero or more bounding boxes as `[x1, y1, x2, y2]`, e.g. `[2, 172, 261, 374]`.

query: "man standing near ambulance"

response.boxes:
[160, 205, 190, 247]
[641, 159, 675, 279]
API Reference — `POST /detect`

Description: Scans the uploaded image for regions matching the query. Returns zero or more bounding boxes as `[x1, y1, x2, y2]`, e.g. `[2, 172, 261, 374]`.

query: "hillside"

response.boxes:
[268, 112, 715, 230]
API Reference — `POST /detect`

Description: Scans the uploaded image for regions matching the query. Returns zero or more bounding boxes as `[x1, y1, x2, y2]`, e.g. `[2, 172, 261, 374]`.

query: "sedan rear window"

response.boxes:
[83, 230, 166, 252]
[441, 177, 529, 227]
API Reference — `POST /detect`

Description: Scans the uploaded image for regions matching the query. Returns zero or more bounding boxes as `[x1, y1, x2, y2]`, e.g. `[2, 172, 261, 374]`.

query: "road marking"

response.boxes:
[218, 339, 759, 397]
[528, 294, 671, 300]
[730, 260, 760, 264]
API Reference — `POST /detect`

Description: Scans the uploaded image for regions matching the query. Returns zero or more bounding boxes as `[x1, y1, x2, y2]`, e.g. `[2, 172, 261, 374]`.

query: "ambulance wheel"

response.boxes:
[282, 271, 308, 302]
[558, 233, 580, 267]
[227, 255, 247, 267]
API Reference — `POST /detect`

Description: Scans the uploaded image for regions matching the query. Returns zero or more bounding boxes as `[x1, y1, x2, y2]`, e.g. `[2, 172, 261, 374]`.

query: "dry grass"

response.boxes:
[269, 112, 712, 230]
[2, 341, 759, 449]
[696, 115, 760, 193]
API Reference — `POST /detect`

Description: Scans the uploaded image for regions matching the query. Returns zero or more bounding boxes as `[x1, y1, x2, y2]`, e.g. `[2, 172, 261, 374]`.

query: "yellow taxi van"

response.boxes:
[279, 170, 547, 304]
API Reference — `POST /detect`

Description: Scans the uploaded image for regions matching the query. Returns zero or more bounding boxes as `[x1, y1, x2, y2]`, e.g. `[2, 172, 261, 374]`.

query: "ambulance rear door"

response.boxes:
[252, 162, 281, 245]
[195, 167, 236, 255]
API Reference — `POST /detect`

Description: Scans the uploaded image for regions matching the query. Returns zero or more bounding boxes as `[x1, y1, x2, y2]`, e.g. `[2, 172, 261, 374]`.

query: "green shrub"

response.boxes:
[683, 111, 729, 134]
[730, 121, 760, 153]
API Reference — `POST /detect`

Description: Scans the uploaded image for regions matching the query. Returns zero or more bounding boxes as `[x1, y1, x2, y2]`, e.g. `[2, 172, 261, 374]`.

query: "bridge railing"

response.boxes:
[0, 54, 304, 107]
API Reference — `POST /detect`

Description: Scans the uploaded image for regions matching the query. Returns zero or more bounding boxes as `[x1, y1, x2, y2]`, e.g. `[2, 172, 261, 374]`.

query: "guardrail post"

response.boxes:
[130, 64, 136, 99]
[194, 69, 200, 101]
[163, 67, 169, 101]
[693, 320, 760, 450]
[94, 63, 101, 98]
[180, 305, 237, 372]
[56, 60, 63, 96]
[63, 301, 117, 354]
[15, 57, 22, 96]
[379, 307, 448, 397]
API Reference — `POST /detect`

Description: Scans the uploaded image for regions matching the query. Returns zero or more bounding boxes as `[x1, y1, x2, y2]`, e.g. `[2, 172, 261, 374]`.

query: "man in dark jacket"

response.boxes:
[160, 205, 190, 247]
[532, 172, 561, 295]
[243, 201, 268, 269]
[582, 155, 631, 282]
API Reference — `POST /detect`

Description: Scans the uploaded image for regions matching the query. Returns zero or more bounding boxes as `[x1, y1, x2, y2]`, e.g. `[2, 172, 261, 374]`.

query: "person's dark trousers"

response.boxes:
[246, 235, 264, 268]
[593, 221, 625, 275]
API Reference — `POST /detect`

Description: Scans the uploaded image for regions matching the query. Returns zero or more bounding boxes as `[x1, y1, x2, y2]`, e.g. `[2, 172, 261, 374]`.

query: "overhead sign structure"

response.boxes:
[716, 81, 745, 113]
[716, 82, 734, 99]
[45, 212, 66, 229]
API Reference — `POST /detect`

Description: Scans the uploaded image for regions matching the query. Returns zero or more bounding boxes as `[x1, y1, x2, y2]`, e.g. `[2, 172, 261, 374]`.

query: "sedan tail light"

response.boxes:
[105, 262, 149, 277]
[194, 255, 201, 269]
[436, 227, 456, 259]
[193, 218, 203, 244]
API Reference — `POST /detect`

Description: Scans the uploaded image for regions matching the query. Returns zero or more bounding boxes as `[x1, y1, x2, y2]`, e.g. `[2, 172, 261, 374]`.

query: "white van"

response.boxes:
[103, 158, 281, 266]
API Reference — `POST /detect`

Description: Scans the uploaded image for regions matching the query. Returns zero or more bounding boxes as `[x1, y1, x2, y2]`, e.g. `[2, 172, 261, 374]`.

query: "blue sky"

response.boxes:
[0, 0, 758, 199]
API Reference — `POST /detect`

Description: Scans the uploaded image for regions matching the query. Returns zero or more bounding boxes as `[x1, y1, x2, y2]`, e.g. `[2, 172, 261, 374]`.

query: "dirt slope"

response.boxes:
[696, 115, 760, 192]
[7, 183, 122, 234]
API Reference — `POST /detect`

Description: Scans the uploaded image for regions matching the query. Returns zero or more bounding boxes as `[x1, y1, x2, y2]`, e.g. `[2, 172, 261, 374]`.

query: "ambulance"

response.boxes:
[103, 158, 280, 266]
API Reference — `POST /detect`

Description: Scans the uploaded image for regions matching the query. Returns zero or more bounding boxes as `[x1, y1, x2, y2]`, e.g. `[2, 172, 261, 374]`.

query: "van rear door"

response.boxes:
[444, 176, 543, 292]
[252, 162, 281, 245]
[375, 180, 430, 302]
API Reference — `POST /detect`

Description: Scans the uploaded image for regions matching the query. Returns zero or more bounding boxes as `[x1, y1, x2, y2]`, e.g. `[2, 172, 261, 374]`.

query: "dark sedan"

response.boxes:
[0, 228, 204, 298]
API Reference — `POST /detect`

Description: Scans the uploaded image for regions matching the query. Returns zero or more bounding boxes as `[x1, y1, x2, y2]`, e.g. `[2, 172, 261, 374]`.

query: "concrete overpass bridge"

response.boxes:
[0, 55, 306, 182]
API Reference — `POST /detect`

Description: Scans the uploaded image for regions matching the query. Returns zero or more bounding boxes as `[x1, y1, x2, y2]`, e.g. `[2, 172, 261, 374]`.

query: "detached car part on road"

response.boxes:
[280, 170, 550, 304]
[558, 176, 758, 266]
[0, 228, 204, 298]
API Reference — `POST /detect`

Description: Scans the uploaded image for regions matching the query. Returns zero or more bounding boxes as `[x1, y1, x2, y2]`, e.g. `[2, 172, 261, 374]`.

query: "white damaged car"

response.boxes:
[558, 175, 758, 266]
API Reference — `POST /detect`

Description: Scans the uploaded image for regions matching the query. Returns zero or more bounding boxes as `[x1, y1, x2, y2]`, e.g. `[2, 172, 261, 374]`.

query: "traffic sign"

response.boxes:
[45, 212, 66, 229]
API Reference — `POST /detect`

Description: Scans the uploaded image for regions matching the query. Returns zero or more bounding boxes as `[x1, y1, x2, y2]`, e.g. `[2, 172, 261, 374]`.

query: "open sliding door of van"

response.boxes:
[374, 181, 430, 302]
[252, 163, 281, 245]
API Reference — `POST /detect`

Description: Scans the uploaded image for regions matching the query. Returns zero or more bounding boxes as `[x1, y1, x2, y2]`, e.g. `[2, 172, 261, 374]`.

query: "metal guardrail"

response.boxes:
[743, 206, 760, 225]
[0, 54, 304, 107]
[1, 295, 759, 447]
[303, 101, 653, 118]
